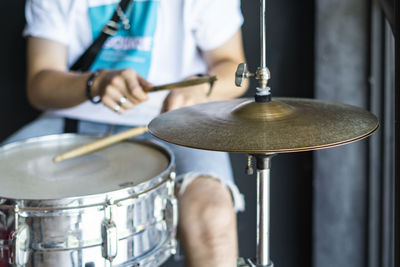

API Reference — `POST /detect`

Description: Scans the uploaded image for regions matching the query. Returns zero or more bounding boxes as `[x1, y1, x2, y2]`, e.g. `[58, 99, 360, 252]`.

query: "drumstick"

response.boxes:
[53, 126, 148, 163]
[144, 76, 217, 92]
[53, 76, 216, 163]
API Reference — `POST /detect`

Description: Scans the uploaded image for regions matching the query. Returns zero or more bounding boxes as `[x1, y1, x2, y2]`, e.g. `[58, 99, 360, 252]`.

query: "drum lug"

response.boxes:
[101, 201, 118, 262]
[9, 206, 30, 266]
[101, 220, 118, 261]
[9, 224, 30, 266]
[165, 197, 178, 254]
[166, 197, 178, 230]
[168, 171, 176, 196]
[166, 170, 178, 254]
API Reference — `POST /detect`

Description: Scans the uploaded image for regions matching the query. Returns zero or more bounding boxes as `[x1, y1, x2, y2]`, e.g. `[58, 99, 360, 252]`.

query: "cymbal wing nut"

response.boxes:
[235, 63, 253, 87]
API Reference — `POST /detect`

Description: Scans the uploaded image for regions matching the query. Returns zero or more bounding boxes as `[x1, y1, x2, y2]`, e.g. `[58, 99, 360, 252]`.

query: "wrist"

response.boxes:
[85, 70, 102, 104]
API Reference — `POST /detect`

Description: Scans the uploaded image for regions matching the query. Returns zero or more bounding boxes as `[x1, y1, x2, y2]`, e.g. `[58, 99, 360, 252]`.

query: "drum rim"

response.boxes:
[0, 133, 175, 211]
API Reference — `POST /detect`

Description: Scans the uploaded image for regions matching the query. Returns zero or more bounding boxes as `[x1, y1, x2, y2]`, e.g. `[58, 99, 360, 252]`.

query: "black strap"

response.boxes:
[64, 0, 132, 133]
[64, 118, 79, 133]
[69, 0, 132, 72]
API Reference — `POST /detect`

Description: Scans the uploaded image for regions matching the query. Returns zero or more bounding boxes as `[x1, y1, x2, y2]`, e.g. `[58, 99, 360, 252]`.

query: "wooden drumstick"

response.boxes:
[53, 125, 148, 163]
[53, 76, 216, 163]
[144, 76, 217, 92]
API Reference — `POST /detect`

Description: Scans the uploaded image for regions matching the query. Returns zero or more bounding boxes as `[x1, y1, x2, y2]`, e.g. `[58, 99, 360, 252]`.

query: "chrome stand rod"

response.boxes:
[255, 154, 274, 267]
[260, 0, 267, 69]
[255, 0, 271, 100]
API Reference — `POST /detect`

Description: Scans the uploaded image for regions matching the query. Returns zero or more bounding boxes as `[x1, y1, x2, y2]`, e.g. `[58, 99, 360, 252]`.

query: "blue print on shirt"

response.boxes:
[88, 0, 159, 78]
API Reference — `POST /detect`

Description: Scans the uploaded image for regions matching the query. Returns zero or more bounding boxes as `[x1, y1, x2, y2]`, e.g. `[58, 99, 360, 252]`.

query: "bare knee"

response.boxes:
[178, 177, 236, 243]
[177, 177, 238, 266]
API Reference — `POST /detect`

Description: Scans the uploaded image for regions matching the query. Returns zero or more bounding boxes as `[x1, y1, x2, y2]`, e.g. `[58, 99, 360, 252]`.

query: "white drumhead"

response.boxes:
[0, 135, 170, 199]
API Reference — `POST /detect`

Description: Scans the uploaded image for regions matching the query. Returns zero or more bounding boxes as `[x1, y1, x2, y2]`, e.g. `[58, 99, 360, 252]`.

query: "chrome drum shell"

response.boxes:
[0, 134, 177, 267]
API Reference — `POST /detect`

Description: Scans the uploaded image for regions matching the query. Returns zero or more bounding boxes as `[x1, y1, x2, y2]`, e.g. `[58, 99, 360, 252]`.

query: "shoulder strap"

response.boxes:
[70, 0, 132, 72]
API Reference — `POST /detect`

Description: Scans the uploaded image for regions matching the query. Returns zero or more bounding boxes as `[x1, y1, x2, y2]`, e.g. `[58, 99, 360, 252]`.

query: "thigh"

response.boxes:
[167, 142, 234, 183]
[111, 125, 234, 184]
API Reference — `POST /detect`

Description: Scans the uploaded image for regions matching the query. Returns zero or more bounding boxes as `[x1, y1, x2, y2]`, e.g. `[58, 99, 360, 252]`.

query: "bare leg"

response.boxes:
[177, 176, 238, 267]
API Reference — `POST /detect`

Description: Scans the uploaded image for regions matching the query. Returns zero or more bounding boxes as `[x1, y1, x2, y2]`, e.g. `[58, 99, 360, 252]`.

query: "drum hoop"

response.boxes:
[0, 134, 175, 212]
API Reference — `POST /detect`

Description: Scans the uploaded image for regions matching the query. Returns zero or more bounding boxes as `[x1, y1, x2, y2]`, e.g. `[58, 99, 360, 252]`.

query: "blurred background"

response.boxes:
[0, 0, 398, 267]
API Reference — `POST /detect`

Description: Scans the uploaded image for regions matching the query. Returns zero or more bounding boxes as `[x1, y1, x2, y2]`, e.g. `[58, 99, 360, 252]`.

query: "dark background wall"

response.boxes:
[0, 1, 315, 267]
[0, 1, 39, 141]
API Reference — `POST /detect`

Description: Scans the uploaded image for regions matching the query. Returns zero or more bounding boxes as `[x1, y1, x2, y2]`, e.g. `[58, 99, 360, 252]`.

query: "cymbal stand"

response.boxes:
[238, 154, 275, 267]
[235, 0, 271, 102]
[235, 0, 275, 265]
[254, 154, 274, 267]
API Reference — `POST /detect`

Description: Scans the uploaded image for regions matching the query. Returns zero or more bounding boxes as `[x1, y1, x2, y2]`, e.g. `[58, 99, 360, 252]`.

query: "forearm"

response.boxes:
[28, 70, 92, 110]
[161, 31, 248, 112]
[203, 30, 248, 101]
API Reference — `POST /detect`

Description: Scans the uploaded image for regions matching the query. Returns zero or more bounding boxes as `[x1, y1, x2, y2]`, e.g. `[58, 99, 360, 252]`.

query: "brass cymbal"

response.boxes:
[148, 98, 379, 154]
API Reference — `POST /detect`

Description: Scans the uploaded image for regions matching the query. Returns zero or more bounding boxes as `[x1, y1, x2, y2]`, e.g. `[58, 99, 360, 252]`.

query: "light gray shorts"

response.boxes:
[4, 115, 244, 212]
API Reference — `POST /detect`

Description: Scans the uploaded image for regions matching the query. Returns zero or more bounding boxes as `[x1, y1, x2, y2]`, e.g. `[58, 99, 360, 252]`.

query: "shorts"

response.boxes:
[4, 115, 244, 212]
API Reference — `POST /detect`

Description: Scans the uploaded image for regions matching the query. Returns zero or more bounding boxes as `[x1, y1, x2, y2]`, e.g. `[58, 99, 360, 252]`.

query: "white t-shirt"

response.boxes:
[24, 0, 243, 126]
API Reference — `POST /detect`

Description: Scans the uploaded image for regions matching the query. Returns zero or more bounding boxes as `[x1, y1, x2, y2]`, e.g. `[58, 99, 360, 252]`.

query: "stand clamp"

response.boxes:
[235, 63, 271, 102]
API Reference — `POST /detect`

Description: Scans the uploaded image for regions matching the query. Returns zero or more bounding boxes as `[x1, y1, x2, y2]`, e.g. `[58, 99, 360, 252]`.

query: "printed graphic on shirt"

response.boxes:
[88, 0, 159, 78]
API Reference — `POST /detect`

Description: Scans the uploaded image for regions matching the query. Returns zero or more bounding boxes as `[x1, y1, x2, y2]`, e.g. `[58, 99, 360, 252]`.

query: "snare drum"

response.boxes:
[0, 134, 177, 267]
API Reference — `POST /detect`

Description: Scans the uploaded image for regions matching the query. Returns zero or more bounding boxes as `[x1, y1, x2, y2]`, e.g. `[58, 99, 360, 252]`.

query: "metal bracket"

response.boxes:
[9, 206, 30, 266]
[116, 5, 131, 30]
[102, 21, 119, 35]
[168, 171, 177, 197]
[255, 67, 271, 96]
[166, 198, 178, 232]
[235, 63, 271, 99]
[165, 197, 178, 255]
[101, 200, 118, 261]
[9, 224, 30, 266]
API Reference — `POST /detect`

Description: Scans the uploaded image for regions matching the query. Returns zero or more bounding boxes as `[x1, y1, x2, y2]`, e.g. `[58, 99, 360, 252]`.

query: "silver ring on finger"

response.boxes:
[118, 96, 127, 106]
[113, 104, 121, 113]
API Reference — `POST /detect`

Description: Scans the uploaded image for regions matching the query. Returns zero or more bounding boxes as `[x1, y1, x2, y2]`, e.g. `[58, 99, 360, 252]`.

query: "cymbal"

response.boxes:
[148, 98, 379, 154]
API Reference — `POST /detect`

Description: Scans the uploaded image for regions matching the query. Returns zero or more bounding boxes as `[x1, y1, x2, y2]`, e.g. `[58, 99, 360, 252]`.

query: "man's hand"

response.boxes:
[161, 78, 210, 112]
[93, 68, 153, 114]
[160, 30, 248, 113]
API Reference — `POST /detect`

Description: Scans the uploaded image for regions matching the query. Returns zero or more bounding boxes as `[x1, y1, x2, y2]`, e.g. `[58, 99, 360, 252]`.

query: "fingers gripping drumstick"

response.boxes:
[53, 76, 217, 163]
[53, 126, 148, 163]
